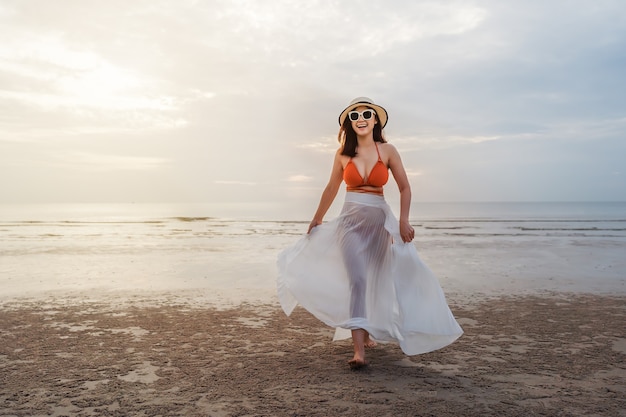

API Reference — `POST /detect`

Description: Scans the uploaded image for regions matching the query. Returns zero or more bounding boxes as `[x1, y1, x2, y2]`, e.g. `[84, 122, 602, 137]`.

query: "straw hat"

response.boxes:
[338, 97, 388, 128]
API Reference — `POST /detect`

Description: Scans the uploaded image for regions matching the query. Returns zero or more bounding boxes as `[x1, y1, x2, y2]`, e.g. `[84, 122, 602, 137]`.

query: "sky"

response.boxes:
[1, 0, 625, 216]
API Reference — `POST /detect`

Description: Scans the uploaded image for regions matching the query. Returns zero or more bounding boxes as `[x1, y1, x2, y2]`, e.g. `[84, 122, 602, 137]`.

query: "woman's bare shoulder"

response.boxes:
[380, 142, 398, 151]
[379, 142, 400, 158]
[334, 147, 350, 166]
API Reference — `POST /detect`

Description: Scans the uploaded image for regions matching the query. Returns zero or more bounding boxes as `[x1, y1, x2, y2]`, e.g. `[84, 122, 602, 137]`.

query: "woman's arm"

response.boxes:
[308, 149, 345, 233]
[386, 144, 415, 243]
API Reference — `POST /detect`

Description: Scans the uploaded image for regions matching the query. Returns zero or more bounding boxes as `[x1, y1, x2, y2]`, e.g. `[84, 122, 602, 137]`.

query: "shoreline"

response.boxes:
[1, 282, 624, 311]
[1, 292, 624, 416]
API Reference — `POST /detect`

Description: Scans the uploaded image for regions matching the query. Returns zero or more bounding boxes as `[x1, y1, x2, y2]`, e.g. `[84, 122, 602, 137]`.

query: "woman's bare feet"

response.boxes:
[350, 329, 369, 370]
[364, 331, 377, 348]
[348, 358, 368, 370]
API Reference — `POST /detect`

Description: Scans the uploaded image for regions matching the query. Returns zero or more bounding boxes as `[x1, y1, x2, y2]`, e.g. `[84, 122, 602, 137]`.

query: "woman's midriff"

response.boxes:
[346, 186, 384, 196]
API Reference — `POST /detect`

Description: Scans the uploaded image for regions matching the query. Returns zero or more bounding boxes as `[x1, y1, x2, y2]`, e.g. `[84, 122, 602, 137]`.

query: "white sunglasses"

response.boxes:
[348, 109, 376, 121]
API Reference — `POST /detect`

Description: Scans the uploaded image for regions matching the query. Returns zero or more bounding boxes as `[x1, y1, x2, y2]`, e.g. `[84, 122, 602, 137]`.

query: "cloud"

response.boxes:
[297, 138, 338, 154]
[286, 175, 314, 183]
[0, 13, 218, 136]
[213, 1, 487, 63]
[391, 113, 626, 155]
[405, 169, 423, 178]
[48, 152, 170, 171]
[392, 134, 501, 151]
[0, 0, 624, 205]
[0, 34, 157, 108]
[214, 180, 257, 186]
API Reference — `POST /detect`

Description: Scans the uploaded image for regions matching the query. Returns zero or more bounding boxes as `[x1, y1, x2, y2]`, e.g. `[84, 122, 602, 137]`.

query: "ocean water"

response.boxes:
[1, 202, 625, 303]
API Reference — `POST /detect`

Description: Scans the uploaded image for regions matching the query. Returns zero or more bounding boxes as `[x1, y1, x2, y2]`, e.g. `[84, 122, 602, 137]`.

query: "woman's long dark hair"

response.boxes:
[338, 113, 386, 157]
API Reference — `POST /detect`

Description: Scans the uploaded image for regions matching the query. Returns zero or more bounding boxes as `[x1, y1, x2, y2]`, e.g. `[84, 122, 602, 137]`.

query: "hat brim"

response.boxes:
[339, 101, 388, 129]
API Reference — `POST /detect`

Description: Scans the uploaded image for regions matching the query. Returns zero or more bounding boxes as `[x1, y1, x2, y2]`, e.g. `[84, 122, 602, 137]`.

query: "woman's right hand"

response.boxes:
[307, 219, 322, 234]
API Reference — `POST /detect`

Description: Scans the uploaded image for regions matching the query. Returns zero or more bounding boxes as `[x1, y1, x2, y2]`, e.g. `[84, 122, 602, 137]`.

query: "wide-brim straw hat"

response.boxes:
[338, 97, 388, 129]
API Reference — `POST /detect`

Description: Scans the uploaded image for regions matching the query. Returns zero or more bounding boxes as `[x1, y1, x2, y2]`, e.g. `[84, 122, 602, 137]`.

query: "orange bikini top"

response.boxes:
[343, 142, 389, 194]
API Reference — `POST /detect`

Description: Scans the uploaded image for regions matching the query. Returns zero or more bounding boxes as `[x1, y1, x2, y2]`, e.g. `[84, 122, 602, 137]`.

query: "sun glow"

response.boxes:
[58, 63, 141, 104]
[0, 34, 173, 112]
[53, 58, 177, 112]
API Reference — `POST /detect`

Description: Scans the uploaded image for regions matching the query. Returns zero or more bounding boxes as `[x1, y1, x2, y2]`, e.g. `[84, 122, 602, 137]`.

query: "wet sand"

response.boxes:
[1, 293, 624, 416]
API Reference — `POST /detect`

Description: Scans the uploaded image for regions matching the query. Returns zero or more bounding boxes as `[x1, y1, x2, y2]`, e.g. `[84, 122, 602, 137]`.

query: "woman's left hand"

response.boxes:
[400, 219, 414, 243]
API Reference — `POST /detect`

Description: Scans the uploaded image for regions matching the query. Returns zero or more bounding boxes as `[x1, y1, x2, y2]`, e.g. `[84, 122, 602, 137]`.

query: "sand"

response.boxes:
[1, 293, 624, 416]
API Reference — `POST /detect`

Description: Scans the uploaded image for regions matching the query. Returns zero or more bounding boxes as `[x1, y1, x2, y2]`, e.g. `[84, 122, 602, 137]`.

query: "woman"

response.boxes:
[277, 97, 462, 369]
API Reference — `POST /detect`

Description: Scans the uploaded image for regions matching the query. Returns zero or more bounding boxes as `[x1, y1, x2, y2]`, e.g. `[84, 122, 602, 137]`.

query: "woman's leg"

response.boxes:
[339, 205, 386, 368]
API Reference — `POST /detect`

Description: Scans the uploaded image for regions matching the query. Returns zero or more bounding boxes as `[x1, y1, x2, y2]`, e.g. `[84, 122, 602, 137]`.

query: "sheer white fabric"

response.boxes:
[277, 192, 463, 355]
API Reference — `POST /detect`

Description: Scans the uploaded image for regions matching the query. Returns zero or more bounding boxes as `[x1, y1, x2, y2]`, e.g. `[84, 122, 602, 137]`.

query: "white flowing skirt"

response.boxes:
[277, 192, 463, 355]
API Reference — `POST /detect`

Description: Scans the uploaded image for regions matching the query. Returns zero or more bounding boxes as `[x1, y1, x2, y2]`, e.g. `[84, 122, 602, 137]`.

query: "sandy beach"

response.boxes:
[1, 204, 625, 415]
[1, 292, 624, 416]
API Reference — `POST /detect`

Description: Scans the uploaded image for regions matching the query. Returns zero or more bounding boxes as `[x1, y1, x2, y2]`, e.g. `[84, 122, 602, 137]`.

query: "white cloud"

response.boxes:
[214, 180, 257, 186]
[0, 24, 215, 135]
[0, 89, 176, 112]
[214, 0, 487, 63]
[392, 134, 501, 151]
[287, 175, 314, 183]
[0, 0, 624, 204]
[0, 34, 176, 112]
[405, 169, 423, 177]
[297, 137, 339, 153]
[49, 152, 170, 171]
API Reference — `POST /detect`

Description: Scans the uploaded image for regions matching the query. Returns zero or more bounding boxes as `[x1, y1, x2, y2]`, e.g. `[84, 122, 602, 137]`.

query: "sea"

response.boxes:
[1, 202, 625, 305]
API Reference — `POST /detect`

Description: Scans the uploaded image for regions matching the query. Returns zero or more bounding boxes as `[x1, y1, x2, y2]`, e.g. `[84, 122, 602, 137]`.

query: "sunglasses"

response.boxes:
[348, 109, 376, 121]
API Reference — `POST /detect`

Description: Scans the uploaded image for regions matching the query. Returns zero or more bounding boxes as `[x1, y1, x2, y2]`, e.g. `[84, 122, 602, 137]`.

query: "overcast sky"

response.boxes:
[1, 0, 625, 216]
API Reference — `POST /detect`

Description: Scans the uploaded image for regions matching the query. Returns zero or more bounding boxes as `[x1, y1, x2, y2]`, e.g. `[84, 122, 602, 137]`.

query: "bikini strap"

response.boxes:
[375, 142, 382, 161]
